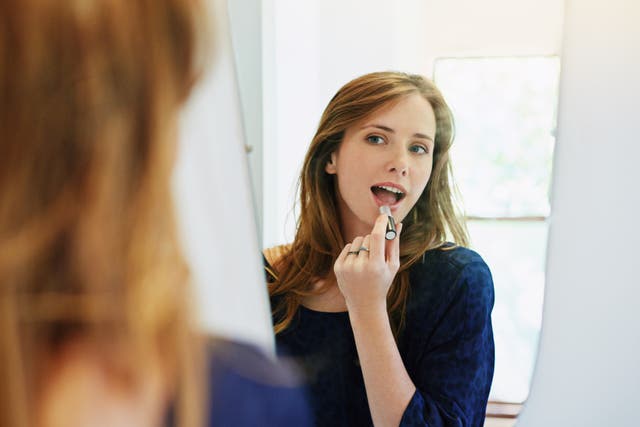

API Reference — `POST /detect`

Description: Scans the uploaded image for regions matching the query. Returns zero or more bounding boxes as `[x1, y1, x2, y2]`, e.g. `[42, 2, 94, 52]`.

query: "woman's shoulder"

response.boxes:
[205, 337, 313, 427]
[206, 337, 306, 389]
[262, 244, 292, 282]
[263, 244, 292, 267]
[410, 242, 490, 280]
[407, 243, 493, 310]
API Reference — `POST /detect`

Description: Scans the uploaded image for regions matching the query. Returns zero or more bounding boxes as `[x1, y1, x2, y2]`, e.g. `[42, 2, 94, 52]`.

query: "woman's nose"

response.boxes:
[387, 149, 409, 176]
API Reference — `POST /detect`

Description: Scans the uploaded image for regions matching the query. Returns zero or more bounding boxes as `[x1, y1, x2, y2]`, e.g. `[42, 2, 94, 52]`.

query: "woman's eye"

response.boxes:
[409, 144, 428, 154]
[367, 135, 385, 144]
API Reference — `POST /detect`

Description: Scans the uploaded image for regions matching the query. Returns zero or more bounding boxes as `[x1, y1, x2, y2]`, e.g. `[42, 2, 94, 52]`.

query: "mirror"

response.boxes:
[229, 0, 565, 423]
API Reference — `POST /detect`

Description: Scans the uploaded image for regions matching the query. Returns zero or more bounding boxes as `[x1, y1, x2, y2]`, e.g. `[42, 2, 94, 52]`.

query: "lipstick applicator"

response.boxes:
[379, 205, 397, 240]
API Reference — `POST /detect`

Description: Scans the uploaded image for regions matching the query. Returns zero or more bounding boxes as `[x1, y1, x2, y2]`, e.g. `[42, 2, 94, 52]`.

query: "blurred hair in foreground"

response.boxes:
[0, 0, 208, 426]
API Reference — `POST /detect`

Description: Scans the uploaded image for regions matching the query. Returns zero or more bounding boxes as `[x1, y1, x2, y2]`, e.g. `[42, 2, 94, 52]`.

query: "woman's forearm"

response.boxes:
[348, 303, 416, 427]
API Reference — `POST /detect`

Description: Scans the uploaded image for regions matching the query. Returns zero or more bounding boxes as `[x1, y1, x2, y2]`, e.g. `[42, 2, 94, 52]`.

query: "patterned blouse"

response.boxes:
[266, 244, 495, 427]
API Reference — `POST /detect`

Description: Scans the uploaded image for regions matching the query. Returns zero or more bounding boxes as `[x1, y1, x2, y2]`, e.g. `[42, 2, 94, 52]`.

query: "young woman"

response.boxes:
[265, 72, 495, 427]
[0, 1, 310, 427]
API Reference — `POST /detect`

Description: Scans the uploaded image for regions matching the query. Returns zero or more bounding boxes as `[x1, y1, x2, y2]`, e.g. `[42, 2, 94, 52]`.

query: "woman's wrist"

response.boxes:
[346, 299, 388, 321]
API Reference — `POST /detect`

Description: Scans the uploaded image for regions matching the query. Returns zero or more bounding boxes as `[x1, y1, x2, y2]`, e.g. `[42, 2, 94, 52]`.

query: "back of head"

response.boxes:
[0, 0, 206, 426]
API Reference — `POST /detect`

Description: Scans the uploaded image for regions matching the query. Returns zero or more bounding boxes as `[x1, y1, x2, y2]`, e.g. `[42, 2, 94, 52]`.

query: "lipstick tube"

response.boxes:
[379, 205, 397, 240]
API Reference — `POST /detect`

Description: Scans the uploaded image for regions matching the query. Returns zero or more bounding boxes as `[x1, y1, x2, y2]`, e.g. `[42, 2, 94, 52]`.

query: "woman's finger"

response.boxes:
[335, 242, 353, 270]
[358, 235, 371, 259]
[369, 213, 389, 262]
[346, 236, 364, 264]
[386, 222, 403, 265]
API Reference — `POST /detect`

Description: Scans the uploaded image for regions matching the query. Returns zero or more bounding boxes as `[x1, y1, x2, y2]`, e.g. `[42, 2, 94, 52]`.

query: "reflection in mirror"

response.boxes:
[265, 71, 495, 427]
[241, 1, 566, 425]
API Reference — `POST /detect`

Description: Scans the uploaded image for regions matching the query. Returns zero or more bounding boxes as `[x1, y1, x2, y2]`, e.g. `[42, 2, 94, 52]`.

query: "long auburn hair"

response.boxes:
[269, 71, 468, 337]
[0, 1, 207, 426]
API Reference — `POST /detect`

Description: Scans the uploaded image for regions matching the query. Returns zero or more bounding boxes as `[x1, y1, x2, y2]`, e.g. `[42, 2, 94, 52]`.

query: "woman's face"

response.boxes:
[325, 93, 437, 239]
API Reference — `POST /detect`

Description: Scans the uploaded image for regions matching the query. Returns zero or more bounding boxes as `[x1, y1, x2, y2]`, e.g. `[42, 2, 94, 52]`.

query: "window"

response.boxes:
[434, 56, 560, 404]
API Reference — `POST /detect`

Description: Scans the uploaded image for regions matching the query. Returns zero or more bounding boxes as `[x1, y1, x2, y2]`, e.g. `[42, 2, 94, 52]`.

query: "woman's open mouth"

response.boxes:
[371, 185, 406, 206]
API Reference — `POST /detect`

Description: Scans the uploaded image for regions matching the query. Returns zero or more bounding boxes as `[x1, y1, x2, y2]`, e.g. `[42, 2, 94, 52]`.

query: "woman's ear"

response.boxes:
[325, 152, 338, 174]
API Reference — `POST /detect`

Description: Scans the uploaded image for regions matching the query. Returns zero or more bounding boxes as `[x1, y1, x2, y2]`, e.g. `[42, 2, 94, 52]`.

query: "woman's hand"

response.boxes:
[334, 213, 403, 313]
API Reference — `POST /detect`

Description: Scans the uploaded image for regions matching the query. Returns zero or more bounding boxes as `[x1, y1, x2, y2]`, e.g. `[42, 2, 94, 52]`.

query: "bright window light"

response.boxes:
[434, 56, 560, 403]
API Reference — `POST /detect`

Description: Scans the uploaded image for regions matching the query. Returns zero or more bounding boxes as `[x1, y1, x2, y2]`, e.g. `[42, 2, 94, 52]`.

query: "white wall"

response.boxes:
[263, 0, 564, 247]
[518, 1, 640, 425]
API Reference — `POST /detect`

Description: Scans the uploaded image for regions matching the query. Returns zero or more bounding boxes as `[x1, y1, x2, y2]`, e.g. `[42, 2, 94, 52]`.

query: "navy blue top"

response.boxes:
[167, 338, 313, 426]
[207, 338, 312, 426]
[268, 245, 495, 427]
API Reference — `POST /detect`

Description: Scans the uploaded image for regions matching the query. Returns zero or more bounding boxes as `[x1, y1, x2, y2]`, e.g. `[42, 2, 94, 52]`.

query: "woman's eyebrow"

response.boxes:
[360, 124, 434, 142]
